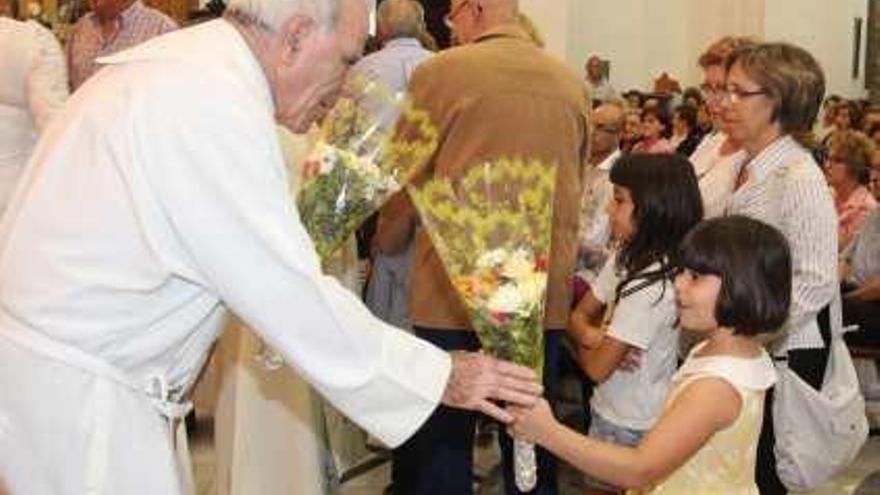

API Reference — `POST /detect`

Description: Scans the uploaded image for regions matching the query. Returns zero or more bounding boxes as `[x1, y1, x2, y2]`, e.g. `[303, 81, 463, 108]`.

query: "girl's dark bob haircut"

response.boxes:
[679, 215, 792, 336]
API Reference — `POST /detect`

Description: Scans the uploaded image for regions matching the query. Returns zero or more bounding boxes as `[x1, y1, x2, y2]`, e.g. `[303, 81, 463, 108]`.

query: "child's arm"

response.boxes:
[511, 376, 742, 490]
[569, 289, 634, 383]
[566, 289, 606, 349]
[577, 336, 630, 383]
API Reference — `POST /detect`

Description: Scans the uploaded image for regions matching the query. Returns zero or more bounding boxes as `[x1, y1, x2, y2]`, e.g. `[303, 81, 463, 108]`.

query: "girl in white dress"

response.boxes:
[513, 216, 787, 494]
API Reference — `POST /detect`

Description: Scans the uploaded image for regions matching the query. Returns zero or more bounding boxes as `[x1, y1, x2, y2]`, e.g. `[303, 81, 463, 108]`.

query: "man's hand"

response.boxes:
[441, 351, 543, 423]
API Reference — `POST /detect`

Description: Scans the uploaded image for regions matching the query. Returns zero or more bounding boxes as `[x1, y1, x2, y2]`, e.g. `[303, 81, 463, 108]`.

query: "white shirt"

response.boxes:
[589, 254, 679, 430]
[0, 20, 449, 495]
[0, 18, 67, 213]
[352, 37, 432, 95]
[689, 131, 746, 220]
[846, 209, 880, 287]
[576, 149, 618, 280]
[727, 135, 838, 353]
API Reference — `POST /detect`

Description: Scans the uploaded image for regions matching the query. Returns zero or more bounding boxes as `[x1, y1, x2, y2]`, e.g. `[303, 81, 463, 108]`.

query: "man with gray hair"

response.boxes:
[353, 0, 432, 94]
[0, 0, 542, 493]
[356, 0, 433, 335]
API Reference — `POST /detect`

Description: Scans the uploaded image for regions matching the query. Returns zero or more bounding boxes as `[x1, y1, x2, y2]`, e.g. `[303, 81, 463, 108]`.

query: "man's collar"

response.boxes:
[472, 23, 530, 44]
[596, 149, 621, 171]
[383, 37, 423, 49]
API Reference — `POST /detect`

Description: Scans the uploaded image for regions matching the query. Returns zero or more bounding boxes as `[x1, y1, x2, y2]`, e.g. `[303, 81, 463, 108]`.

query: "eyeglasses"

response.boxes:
[723, 87, 767, 103]
[443, 0, 468, 29]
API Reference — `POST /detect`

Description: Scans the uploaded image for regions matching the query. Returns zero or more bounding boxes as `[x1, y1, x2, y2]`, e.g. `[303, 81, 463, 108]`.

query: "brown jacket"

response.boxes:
[384, 24, 589, 331]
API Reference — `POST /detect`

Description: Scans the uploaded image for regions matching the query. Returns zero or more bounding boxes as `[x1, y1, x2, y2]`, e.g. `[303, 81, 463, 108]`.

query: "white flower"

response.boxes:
[477, 248, 508, 269]
[315, 144, 340, 174]
[486, 283, 524, 314]
[501, 252, 535, 281]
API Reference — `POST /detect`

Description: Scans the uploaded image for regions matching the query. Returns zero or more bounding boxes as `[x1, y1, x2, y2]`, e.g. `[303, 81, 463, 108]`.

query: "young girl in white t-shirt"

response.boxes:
[514, 216, 786, 494]
[567, 153, 703, 458]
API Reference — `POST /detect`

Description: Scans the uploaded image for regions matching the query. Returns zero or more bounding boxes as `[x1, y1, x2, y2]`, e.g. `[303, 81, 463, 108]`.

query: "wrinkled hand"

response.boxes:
[617, 347, 643, 372]
[509, 398, 555, 444]
[441, 351, 543, 423]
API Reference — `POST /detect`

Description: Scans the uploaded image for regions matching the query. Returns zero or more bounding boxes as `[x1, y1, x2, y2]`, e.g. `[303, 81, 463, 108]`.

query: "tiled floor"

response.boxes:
[191, 402, 880, 495]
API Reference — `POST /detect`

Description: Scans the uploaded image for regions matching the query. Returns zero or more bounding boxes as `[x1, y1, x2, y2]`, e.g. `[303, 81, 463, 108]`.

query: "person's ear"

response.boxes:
[279, 14, 317, 62]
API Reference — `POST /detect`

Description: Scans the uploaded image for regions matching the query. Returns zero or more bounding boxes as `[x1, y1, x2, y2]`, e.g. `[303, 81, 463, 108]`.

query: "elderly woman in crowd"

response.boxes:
[721, 42, 837, 495]
[840, 208, 880, 351]
[0, 0, 68, 215]
[839, 140, 880, 350]
[688, 36, 755, 219]
[824, 130, 878, 251]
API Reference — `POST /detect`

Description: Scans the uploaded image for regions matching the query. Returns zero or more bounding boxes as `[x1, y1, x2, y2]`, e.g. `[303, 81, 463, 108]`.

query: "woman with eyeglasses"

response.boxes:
[824, 130, 877, 252]
[687, 36, 756, 219]
[721, 42, 838, 495]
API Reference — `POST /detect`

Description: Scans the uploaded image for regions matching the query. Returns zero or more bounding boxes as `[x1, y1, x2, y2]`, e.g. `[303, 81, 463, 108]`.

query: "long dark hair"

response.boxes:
[609, 153, 703, 299]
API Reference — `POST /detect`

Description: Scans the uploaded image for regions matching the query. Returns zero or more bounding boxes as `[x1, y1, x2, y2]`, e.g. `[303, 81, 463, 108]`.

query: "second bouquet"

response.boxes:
[297, 77, 438, 260]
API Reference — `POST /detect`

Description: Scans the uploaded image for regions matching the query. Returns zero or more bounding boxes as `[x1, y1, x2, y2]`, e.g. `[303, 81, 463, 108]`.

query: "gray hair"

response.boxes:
[377, 0, 424, 40]
[225, 0, 342, 33]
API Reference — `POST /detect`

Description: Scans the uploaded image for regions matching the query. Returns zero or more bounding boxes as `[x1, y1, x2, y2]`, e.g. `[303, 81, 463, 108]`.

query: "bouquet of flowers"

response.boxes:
[408, 158, 556, 491]
[297, 77, 438, 260]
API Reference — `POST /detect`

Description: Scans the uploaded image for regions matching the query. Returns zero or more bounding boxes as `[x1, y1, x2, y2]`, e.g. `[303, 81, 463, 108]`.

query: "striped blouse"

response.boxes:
[726, 135, 838, 353]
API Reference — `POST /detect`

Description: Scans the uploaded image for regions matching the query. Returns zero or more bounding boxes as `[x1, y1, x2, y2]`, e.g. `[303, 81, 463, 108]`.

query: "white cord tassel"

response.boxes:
[514, 438, 537, 492]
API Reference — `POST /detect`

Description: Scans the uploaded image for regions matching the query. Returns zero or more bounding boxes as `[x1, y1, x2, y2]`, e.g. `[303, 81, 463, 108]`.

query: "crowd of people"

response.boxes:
[0, 0, 878, 494]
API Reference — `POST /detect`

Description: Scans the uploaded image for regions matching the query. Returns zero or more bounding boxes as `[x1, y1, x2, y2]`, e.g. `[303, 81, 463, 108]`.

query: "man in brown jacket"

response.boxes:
[376, 0, 589, 493]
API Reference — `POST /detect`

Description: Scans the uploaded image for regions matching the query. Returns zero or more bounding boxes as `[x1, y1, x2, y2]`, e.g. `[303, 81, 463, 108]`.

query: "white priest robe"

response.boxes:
[0, 19, 450, 495]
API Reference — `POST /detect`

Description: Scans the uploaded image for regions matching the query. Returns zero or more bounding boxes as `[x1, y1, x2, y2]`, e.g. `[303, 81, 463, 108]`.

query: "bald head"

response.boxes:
[590, 102, 625, 162]
[449, 0, 518, 44]
[377, 0, 425, 42]
[480, 0, 517, 23]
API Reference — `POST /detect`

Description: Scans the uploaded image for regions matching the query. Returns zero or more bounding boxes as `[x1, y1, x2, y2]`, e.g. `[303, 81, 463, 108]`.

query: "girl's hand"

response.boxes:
[509, 398, 556, 444]
[618, 348, 643, 372]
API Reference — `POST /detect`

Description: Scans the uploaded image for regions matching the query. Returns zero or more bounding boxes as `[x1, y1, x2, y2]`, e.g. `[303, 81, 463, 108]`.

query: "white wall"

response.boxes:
[520, 0, 868, 99]
[764, 0, 869, 98]
[519, 0, 574, 66]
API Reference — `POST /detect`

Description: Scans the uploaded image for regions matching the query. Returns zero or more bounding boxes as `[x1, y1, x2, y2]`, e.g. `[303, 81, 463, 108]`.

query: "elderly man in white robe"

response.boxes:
[0, 0, 542, 493]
